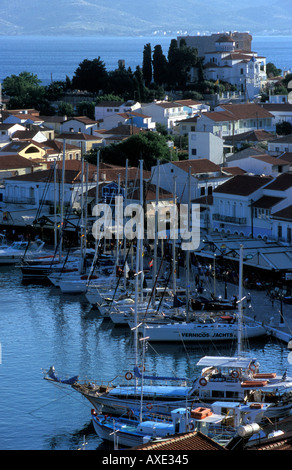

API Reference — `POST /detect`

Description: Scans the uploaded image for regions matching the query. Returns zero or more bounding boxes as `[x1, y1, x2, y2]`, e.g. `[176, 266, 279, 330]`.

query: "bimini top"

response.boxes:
[196, 356, 257, 369]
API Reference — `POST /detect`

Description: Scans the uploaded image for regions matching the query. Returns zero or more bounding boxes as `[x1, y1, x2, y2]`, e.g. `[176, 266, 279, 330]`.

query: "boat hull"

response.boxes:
[91, 416, 150, 447]
[143, 322, 267, 342]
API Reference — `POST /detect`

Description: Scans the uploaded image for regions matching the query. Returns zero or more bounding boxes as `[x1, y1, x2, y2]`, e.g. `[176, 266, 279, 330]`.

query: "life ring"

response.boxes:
[231, 370, 240, 379]
[189, 422, 195, 431]
[125, 372, 133, 380]
[249, 363, 257, 373]
[127, 409, 134, 418]
[146, 403, 153, 410]
[199, 377, 208, 386]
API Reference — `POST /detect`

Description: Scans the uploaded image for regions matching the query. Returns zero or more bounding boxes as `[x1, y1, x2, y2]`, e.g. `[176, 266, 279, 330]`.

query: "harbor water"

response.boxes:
[1, 262, 292, 450]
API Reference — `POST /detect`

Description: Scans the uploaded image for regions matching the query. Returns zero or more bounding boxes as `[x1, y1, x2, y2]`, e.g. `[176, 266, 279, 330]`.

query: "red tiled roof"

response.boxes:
[251, 195, 284, 208]
[171, 159, 220, 174]
[0, 155, 38, 170]
[133, 431, 226, 451]
[272, 205, 292, 221]
[214, 174, 272, 196]
[221, 166, 247, 175]
[252, 154, 289, 165]
[204, 104, 273, 123]
[264, 172, 292, 190]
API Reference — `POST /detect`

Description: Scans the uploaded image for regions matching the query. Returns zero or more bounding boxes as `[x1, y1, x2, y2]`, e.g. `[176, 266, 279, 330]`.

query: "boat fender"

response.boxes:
[91, 409, 99, 420]
[125, 372, 133, 380]
[231, 370, 240, 379]
[199, 377, 208, 386]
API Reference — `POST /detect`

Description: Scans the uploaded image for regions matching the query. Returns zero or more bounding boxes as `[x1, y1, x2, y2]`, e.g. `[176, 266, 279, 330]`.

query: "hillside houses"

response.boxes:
[196, 103, 275, 138]
[150, 159, 227, 204]
[179, 32, 266, 100]
[212, 173, 292, 240]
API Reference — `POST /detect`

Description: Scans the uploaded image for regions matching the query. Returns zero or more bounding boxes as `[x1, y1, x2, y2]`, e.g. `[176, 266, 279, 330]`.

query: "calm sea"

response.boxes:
[0, 262, 292, 450]
[0, 35, 291, 84]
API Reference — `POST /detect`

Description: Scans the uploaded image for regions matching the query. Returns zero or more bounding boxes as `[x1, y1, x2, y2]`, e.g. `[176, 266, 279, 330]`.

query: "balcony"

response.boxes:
[213, 213, 247, 225]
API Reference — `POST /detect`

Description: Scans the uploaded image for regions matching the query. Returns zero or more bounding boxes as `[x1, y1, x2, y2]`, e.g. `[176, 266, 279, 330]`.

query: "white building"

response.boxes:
[261, 103, 292, 127]
[94, 100, 140, 121]
[268, 134, 292, 155]
[97, 110, 155, 131]
[61, 116, 98, 135]
[139, 101, 190, 133]
[188, 131, 225, 165]
[151, 159, 226, 204]
[196, 103, 275, 137]
[225, 154, 290, 177]
[202, 34, 267, 100]
[0, 123, 26, 147]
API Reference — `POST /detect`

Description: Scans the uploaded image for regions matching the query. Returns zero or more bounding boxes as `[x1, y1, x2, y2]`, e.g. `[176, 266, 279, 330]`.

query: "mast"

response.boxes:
[124, 159, 128, 288]
[172, 175, 177, 296]
[237, 244, 243, 356]
[152, 160, 160, 307]
[95, 151, 100, 251]
[139, 160, 144, 302]
[59, 139, 66, 259]
[54, 161, 58, 251]
[186, 166, 191, 321]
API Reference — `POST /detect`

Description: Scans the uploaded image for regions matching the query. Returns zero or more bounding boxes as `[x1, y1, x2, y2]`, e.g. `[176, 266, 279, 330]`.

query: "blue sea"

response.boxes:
[0, 35, 291, 84]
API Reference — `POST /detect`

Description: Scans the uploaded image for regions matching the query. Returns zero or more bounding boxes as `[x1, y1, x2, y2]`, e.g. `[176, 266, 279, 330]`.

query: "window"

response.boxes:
[192, 148, 197, 156]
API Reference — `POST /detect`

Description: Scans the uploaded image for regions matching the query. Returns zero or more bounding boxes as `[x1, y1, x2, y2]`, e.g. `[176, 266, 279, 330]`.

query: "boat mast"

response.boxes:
[152, 160, 160, 307]
[186, 166, 191, 321]
[59, 139, 66, 259]
[172, 175, 177, 296]
[124, 159, 128, 289]
[139, 160, 144, 302]
[237, 244, 243, 356]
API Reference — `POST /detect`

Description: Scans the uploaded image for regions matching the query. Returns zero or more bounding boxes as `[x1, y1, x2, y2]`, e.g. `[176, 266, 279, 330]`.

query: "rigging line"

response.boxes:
[28, 385, 83, 415]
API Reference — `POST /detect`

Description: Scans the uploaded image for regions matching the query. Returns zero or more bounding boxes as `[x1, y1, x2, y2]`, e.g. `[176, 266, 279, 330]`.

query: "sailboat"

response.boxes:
[0, 239, 48, 265]
[142, 245, 267, 343]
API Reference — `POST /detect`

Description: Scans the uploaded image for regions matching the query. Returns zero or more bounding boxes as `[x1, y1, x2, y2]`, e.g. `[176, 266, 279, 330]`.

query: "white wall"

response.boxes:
[188, 132, 224, 165]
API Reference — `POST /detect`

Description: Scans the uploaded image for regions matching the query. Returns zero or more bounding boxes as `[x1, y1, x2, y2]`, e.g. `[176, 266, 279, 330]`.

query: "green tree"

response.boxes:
[57, 102, 74, 117]
[167, 39, 179, 87]
[87, 132, 171, 169]
[133, 66, 147, 102]
[166, 39, 198, 89]
[142, 43, 152, 87]
[44, 80, 66, 101]
[2, 71, 46, 108]
[266, 62, 282, 78]
[76, 101, 95, 119]
[276, 121, 292, 135]
[152, 45, 168, 86]
[105, 65, 135, 99]
[72, 57, 108, 93]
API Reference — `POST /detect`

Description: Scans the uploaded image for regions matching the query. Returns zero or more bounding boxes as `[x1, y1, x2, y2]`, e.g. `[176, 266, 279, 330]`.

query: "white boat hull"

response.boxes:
[143, 321, 267, 342]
